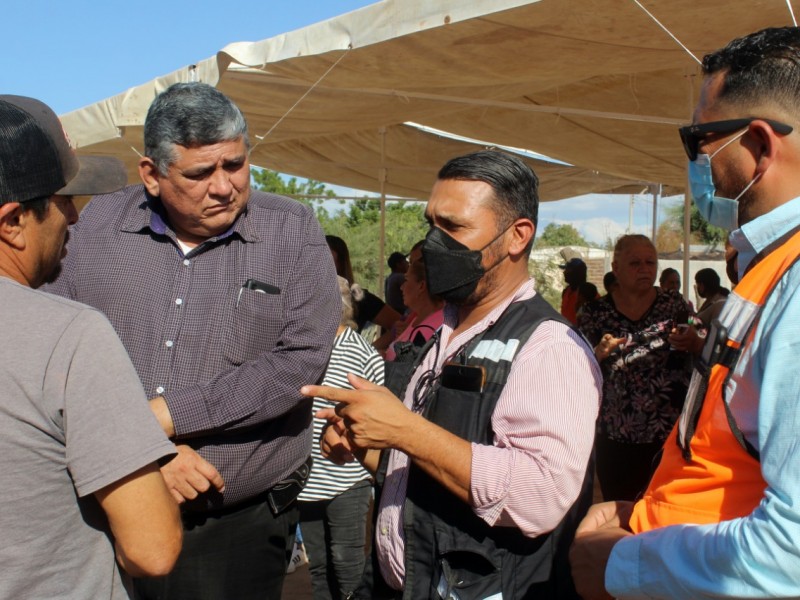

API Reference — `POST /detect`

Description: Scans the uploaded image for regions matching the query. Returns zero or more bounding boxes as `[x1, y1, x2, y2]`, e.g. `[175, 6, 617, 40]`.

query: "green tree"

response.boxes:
[250, 168, 429, 293]
[251, 168, 336, 207]
[664, 201, 727, 246]
[528, 259, 563, 310]
[535, 223, 589, 248]
[323, 201, 428, 292]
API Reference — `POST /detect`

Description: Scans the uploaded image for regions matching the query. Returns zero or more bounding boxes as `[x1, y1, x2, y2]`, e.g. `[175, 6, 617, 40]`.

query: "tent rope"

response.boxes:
[632, 0, 701, 65]
[250, 46, 352, 152]
[787, 0, 798, 26]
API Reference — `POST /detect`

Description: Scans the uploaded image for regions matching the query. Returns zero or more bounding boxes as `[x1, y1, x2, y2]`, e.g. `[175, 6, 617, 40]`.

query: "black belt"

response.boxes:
[182, 456, 312, 523]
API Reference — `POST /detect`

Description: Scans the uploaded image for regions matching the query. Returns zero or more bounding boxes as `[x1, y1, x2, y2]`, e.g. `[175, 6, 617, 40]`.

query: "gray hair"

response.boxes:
[337, 276, 359, 330]
[144, 83, 250, 175]
[613, 233, 655, 261]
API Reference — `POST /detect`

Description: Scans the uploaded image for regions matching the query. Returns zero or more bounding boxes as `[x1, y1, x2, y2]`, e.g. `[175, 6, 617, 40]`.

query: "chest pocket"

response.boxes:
[424, 383, 489, 443]
[222, 286, 283, 365]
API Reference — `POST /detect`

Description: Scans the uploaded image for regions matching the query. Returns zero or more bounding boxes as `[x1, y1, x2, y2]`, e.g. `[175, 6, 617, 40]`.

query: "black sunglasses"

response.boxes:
[678, 118, 793, 161]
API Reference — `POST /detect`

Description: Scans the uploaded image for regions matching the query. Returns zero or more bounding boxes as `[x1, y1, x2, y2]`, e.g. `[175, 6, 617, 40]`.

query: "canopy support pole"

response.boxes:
[379, 127, 387, 299]
[650, 183, 661, 241]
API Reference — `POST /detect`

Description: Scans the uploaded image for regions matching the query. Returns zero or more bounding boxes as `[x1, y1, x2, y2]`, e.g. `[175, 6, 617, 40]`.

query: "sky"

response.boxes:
[3, 0, 684, 244]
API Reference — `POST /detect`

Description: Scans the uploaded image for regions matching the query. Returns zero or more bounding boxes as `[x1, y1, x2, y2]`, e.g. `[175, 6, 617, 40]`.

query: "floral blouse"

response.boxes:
[578, 288, 693, 444]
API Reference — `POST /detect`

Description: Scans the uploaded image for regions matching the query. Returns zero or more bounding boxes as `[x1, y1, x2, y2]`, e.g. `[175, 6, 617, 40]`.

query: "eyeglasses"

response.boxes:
[411, 367, 439, 413]
[678, 118, 793, 161]
[411, 331, 442, 413]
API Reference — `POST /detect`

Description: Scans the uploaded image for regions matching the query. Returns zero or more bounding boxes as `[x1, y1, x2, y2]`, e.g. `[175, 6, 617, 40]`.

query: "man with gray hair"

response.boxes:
[47, 82, 340, 599]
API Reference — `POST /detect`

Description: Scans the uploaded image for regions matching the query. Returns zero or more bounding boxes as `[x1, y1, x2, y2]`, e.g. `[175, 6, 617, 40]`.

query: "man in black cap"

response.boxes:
[0, 95, 181, 598]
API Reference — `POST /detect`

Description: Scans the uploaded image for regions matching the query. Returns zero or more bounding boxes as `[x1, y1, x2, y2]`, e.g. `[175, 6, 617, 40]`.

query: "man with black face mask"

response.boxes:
[303, 150, 602, 599]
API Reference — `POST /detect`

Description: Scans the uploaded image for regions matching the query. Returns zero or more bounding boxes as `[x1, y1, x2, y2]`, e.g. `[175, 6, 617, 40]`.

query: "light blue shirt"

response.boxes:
[606, 196, 800, 598]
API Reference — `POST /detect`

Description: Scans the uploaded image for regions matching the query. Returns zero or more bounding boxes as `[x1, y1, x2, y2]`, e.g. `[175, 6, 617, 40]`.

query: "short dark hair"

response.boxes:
[602, 270, 617, 293]
[4, 196, 51, 221]
[577, 281, 598, 303]
[703, 27, 800, 116]
[695, 267, 721, 291]
[388, 251, 406, 270]
[437, 150, 539, 253]
[659, 267, 679, 284]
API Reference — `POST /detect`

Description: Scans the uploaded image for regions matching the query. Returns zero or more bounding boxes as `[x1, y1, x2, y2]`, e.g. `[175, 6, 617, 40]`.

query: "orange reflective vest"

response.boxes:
[630, 226, 800, 532]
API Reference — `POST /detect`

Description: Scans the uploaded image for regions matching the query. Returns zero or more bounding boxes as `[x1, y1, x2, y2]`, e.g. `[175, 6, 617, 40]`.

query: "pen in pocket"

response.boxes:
[237, 279, 280, 306]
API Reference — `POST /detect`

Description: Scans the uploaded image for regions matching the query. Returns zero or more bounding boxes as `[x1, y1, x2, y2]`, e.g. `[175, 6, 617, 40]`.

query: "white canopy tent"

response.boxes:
[60, 0, 798, 286]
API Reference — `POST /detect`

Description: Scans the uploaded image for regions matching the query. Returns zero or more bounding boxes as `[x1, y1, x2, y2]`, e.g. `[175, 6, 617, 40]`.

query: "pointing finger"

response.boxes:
[347, 373, 382, 391]
[301, 384, 357, 404]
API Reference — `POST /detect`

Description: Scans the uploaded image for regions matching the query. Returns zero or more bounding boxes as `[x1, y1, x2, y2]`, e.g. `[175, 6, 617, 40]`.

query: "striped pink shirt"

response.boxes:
[374, 279, 602, 590]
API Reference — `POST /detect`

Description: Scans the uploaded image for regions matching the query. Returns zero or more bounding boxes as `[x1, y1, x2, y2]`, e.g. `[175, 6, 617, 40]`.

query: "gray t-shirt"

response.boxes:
[0, 279, 176, 599]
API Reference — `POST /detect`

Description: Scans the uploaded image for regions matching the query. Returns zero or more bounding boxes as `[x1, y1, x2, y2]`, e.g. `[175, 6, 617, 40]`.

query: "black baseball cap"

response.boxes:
[0, 95, 126, 203]
[559, 257, 586, 270]
[388, 251, 408, 269]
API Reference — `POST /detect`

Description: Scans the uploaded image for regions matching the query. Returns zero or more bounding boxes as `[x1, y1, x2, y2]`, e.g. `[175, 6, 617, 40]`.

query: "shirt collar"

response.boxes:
[441, 278, 536, 358]
[119, 189, 260, 244]
[731, 195, 800, 280]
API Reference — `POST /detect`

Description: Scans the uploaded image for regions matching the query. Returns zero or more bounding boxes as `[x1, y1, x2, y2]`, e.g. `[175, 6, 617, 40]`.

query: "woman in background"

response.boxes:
[694, 268, 730, 326]
[297, 276, 384, 600]
[579, 234, 693, 502]
[385, 242, 443, 361]
[325, 235, 401, 336]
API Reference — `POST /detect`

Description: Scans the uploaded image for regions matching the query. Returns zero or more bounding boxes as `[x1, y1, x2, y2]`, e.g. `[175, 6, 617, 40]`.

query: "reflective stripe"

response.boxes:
[718, 292, 760, 345]
[469, 338, 520, 363]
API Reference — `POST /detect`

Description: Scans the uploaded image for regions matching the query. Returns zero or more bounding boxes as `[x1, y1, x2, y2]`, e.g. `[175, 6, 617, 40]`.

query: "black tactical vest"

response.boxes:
[364, 294, 595, 600]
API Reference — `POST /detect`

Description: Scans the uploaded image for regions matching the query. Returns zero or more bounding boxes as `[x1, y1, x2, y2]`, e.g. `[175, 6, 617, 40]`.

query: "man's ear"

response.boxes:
[0, 202, 27, 250]
[509, 218, 535, 257]
[749, 119, 781, 175]
[138, 157, 161, 197]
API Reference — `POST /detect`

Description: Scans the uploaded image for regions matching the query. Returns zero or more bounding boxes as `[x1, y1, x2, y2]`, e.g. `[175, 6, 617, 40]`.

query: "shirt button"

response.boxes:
[183, 259, 190, 266]
[175, 298, 183, 306]
[380, 526, 388, 535]
[165, 340, 174, 348]
[155, 386, 165, 394]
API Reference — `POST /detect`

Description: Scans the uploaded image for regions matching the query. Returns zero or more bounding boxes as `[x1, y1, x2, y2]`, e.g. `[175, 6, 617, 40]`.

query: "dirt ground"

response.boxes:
[282, 563, 312, 599]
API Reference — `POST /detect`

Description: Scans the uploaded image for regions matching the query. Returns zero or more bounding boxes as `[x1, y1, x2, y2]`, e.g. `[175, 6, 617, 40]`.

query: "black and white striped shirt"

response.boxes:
[299, 327, 385, 501]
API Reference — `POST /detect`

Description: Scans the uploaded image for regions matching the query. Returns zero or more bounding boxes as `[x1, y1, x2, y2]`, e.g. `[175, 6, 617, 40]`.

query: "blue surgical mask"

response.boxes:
[688, 129, 759, 231]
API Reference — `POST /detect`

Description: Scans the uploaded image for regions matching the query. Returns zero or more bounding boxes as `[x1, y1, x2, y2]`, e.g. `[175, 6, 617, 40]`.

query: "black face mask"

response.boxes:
[422, 226, 506, 305]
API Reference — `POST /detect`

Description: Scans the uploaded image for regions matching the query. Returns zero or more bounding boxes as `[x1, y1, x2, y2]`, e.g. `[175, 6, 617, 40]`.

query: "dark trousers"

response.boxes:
[299, 480, 372, 600]
[595, 434, 664, 502]
[135, 497, 298, 600]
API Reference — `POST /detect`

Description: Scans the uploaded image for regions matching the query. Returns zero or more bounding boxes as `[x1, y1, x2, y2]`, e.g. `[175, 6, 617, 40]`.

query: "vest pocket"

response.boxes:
[424, 385, 484, 441]
[434, 532, 502, 600]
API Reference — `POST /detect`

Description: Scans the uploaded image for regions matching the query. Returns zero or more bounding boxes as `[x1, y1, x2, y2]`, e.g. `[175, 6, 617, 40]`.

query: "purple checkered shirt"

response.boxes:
[46, 185, 340, 510]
